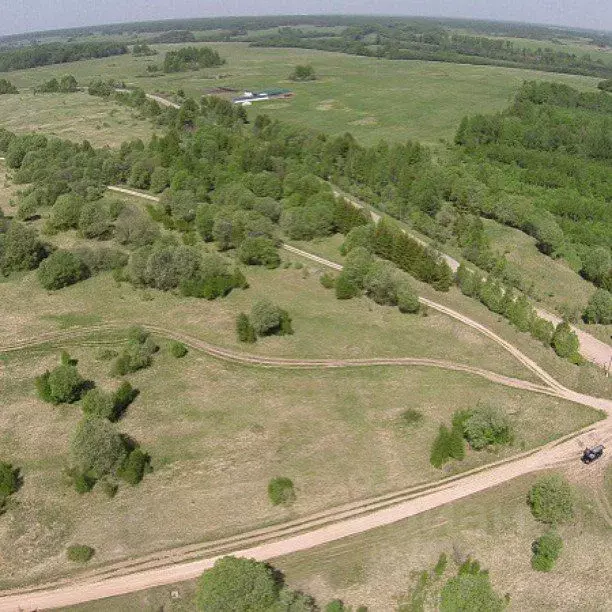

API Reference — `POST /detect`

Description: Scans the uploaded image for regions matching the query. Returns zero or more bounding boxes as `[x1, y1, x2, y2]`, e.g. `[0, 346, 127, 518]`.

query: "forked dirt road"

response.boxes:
[0, 144, 611, 610]
[1, 250, 611, 610]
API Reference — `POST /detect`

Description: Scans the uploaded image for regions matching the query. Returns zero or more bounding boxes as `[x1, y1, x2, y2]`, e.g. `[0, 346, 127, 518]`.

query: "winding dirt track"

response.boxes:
[1, 139, 611, 610]
[0, 320, 610, 611]
[331, 186, 612, 370]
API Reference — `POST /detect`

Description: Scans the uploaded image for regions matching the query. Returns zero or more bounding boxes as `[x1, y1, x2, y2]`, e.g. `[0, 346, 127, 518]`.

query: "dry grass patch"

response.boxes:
[0, 338, 600, 588]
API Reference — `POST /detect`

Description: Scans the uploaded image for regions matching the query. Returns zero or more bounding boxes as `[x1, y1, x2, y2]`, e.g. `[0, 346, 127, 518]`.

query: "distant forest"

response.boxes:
[0, 16, 610, 79]
[0, 41, 127, 72]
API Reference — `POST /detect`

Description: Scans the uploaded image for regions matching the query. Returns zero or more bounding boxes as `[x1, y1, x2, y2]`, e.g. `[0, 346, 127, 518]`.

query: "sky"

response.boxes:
[0, 0, 611, 37]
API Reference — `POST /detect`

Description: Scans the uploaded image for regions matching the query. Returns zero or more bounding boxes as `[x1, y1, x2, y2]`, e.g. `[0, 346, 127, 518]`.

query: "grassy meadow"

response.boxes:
[66, 469, 612, 612]
[0, 334, 601, 588]
[1, 42, 601, 146]
[0, 91, 156, 147]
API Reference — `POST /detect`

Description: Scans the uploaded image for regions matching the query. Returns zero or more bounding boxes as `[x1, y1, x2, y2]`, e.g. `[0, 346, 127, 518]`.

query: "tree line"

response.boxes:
[0, 40, 127, 72]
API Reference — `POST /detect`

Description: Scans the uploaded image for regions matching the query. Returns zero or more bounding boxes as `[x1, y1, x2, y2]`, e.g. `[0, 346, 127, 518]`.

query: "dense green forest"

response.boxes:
[0, 41, 127, 72]
[0, 79, 609, 336]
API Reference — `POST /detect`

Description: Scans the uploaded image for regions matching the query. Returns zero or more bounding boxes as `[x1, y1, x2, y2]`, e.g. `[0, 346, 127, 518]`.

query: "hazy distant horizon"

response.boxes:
[1, 2, 611, 38]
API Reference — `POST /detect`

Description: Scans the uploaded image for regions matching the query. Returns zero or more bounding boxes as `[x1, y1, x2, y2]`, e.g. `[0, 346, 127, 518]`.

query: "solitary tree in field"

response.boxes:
[289, 64, 316, 81]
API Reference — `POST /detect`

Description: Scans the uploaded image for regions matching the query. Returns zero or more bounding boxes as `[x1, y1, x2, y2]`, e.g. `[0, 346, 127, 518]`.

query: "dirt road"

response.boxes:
[1, 318, 610, 610]
[332, 187, 612, 370]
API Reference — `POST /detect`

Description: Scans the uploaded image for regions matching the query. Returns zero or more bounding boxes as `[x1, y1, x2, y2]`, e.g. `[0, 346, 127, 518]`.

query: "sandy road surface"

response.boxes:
[332, 187, 612, 370]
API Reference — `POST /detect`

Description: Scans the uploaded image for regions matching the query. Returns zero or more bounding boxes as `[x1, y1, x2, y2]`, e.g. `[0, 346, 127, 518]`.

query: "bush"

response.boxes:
[319, 272, 336, 289]
[117, 448, 150, 485]
[70, 417, 127, 479]
[0, 462, 19, 501]
[237, 313, 257, 343]
[238, 237, 280, 269]
[111, 332, 158, 376]
[36, 364, 84, 404]
[268, 477, 296, 506]
[113, 381, 138, 418]
[325, 601, 345, 612]
[462, 405, 512, 450]
[396, 278, 420, 313]
[430, 417, 465, 468]
[551, 321, 580, 362]
[440, 559, 505, 612]
[251, 300, 292, 336]
[196, 556, 280, 611]
[38, 250, 88, 290]
[81, 388, 115, 420]
[73, 471, 96, 493]
[364, 260, 399, 305]
[48, 193, 84, 231]
[335, 271, 360, 299]
[169, 340, 188, 358]
[530, 316, 555, 345]
[0, 78, 18, 94]
[78, 201, 112, 239]
[66, 544, 95, 563]
[583, 289, 612, 325]
[1, 221, 47, 272]
[531, 530, 563, 572]
[289, 64, 316, 81]
[528, 475, 574, 525]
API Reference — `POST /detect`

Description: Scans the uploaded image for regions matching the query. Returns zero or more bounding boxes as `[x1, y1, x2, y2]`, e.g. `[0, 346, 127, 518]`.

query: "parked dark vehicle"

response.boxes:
[581, 445, 604, 464]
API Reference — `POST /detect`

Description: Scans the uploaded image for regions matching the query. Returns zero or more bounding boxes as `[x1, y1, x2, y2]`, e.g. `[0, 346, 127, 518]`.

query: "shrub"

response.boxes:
[0, 462, 19, 501]
[238, 237, 280, 269]
[531, 530, 563, 572]
[335, 271, 360, 299]
[462, 405, 512, 450]
[398, 409, 424, 428]
[111, 332, 158, 376]
[528, 475, 574, 525]
[289, 64, 316, 81]
[82, 388, 115, 420]
[325, 601, 345, 612]
[78, 201, 111, 238]
[38, 251, 88, 290]
[268, 477, 296, 506]
[440, 559, 505, 612]
[117, 448, 150, 485]
[168, 340, 187, 358]
[551, 321, 581, 362]
[70, 417, 127, 479]
[1, 221, 47, 272]
[396, 278, 420, 313]
[66, 544, 95, 563]
[430, 419, 465, 468]
[73, 471, 96, 493]
[319, 272, 336, 289]
[364, 260, 399, 305]
[0, 78, 18, 94]
[582, 289, 612, 325]
[196, 556, 280, 611]
[113, 381, 138, 418]
[36, 364, 84, 404]
[250, 300, 291, 336]
[237, 313, 257, 343]
[48, 193, 84, 231]
[530, 316, 555, 345]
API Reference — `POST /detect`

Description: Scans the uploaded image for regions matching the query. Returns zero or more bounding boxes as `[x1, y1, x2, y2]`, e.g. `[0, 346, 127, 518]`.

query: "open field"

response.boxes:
[65, 468, 612, 612]
[284, 236, 612, 400]
[1, 42, 600, 146]
[0, 334, 602, 589]
[0, 92, 156, 147]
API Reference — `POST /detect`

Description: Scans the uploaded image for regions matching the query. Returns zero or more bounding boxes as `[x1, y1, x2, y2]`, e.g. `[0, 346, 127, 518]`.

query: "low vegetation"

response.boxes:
[0, 78, 18, 94]
[268, 476, 296, 506]
[528, 475, 574, 525]
[531, 530, 563, 572]
[289, 64, 316, 81]
[66, 544, 95, 563]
